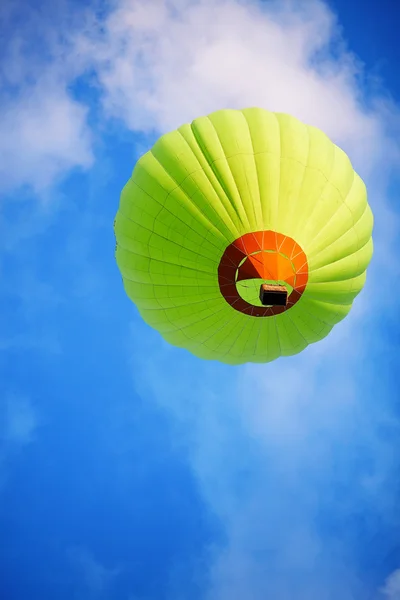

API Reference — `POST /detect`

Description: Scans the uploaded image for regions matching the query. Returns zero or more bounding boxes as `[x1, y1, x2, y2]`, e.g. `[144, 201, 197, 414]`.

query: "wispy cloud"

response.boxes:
[1, 394, 38, 445]
[0, 394, 39, 487]
[2, 0, 399, 598]
[3, 0, 399, 195]
[68, 546, 122, 599]
[130, 309, 399, 599]
[381, 570, 400, 600]
[81, 0, 400, 293]
[73, 0, 398, 172]
[0, 85, 92, 193]
[106, 1, 400, 598]
[0, 0, 93, 194]
[0, 262, 63, 354]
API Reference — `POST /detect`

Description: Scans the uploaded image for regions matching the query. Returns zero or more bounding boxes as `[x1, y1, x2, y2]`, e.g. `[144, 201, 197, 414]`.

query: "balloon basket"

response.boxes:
[259, 284, 288, 307]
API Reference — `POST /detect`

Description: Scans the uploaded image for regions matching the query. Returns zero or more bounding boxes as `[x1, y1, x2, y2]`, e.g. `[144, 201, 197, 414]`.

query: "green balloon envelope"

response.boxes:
[114, 108, 373, 365]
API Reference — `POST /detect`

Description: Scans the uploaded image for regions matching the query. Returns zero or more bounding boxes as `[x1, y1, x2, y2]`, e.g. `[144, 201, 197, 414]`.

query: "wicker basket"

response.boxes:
[259, 284, 288, 307]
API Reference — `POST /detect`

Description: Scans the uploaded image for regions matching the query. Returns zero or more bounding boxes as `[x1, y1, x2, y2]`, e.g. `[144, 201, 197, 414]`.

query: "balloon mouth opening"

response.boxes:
[259, 284, 288, 307]
[218, 230, 309, 317]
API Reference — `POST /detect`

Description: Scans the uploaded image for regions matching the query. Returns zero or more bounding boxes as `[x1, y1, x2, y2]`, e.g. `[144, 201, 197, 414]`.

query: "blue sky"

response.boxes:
[1, 1, 400, 599]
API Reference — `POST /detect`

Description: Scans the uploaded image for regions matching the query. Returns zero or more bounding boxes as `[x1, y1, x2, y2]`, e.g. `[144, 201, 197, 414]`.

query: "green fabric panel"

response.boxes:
[305, 272, 367, 305]
[286, 311, 333, 343]
[242, 109, 282, 231]
[114, 107, 374, 364]
[175, 311, 244, 355]
[123, 281, 220, 311]
[202, 313, 248, 351]
[284, 125, 336, 242]
[188, 114, 254, 234]
[217, 317, 261, 359]
[306, 175, 368, 258]
[295, 297, 351, 326]
[116, 214, 217, 273]
[273, 310, 310, 355]
[307, 205, 373, 269]
[274, 114, 309, 237]
[178, 122, 246, 234]
[254, 319, 282, 362]
[162, 306, 235, 342]
[308, 238, 373, 283]
[134, 156, 229, 252]
[152, 132, 238, 242]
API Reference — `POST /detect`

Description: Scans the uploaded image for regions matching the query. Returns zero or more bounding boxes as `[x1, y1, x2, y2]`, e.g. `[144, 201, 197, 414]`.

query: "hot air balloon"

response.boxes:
[114, 108, 373, 365]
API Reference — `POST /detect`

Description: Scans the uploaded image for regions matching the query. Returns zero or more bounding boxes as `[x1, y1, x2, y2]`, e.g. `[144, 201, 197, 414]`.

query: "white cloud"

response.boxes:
[75, 0, 398, 173]
[108, 1, 400, 599]
[3, 0, 399, 196]
[382, 570, 400, 600]
[0, 84, 92, 193]
[130, 308, 399, 599]
[76, 0, 400, 274]
[0, 2, 93, 194]
[2, 0, 399, 597]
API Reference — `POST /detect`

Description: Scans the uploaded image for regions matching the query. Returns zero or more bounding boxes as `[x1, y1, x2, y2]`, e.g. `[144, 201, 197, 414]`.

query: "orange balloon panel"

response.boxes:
[218, 230, 309, 317]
